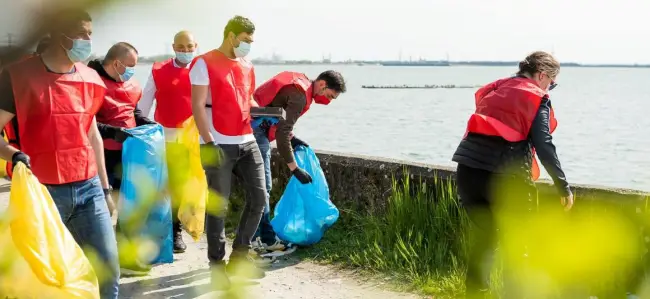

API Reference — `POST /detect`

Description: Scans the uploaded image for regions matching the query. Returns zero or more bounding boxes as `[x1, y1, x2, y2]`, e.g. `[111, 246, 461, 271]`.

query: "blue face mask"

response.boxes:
[234, 41, 251, 58]
[116, 61, 135, 82]
[63, 36, 92, 63]
[175, 51, 195, 64]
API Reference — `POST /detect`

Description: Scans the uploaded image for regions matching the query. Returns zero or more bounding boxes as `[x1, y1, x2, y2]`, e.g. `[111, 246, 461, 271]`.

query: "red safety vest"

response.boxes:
[152, 59, 192, 128]
[465, 76, 558, 180]
[191, 50, 255, 136]
[253, 71, 314, 141]
[2, 118, 19, 178]
[6, 56, 105, 184]
[96, 78, 142, 150]
[1, 54, 37, 177]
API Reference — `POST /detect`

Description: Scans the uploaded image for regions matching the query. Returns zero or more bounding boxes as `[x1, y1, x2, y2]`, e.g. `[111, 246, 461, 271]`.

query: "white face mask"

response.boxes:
[62, 35, 92, 63]
[234, 41, 251, 58]
[175, 51, 195, 64]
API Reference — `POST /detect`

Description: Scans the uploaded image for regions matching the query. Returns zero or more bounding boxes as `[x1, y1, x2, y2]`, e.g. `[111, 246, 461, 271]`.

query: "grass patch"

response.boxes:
[221, 170, 650, 298]
[299, 174, 470, 298]
[295, 174, 650, 299]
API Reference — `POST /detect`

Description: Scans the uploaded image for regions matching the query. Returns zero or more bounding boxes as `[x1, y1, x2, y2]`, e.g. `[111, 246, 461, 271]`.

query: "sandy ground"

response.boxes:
[119, 234, 420, 299]
[0, 177, 420, 299]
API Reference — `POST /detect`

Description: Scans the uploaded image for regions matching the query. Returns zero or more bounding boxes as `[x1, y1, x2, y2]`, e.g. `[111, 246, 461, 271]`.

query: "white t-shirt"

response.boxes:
[189, 57, 255, 145]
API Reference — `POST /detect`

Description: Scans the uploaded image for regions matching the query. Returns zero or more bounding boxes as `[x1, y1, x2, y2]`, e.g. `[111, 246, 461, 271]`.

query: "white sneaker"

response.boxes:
[259, 236, 297, 257]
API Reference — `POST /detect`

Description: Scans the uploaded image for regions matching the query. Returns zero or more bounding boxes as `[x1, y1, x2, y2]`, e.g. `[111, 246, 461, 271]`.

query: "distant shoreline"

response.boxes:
[133, 55, 650, 68]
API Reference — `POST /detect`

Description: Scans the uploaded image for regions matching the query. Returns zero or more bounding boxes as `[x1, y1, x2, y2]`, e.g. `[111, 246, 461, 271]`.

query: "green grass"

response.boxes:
[296, 174, 650, 299]
[299, 174, 470, 298]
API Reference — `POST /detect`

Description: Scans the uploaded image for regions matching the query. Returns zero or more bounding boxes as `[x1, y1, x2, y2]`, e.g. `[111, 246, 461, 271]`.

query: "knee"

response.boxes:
[250, 190, 267, 209]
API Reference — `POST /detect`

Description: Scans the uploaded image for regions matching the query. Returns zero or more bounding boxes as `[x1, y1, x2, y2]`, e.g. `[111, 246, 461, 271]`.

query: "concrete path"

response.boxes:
[0, 178, 419, 299]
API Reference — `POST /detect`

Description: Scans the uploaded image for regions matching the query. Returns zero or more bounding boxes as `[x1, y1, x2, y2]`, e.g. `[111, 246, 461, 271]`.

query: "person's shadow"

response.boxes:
[119, 269, 212, 299]
[119, 268, 261, 299]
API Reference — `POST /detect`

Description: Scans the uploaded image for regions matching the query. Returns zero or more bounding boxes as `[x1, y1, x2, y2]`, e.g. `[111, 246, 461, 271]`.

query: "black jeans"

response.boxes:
[104, 149, 122, 189]
[202, 141, 267, 264]
[457, 164, 537, 298]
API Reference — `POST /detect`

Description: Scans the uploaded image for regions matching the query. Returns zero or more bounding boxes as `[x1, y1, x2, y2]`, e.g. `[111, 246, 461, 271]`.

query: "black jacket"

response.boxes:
[87, 59, 153, 140]
[452, 98, 571, 197]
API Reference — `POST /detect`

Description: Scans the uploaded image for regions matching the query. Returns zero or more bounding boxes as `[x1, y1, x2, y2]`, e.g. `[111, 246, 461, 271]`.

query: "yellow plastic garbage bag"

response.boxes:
[0, 163, 99, 299]
[0, 133, 7, 178]
[0, 157, 6, 178]
[167, 117, 207, 241]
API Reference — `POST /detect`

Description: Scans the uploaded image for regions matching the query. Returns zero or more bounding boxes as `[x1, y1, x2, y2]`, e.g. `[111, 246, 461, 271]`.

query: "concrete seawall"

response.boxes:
[260, 149, 649, 214]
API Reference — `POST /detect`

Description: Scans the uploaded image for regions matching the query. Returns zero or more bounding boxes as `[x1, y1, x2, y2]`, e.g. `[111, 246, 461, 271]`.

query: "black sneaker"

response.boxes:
[210, 263, 231, 291]
[173, 222, 187, 253]
[226, 252, 267, 279]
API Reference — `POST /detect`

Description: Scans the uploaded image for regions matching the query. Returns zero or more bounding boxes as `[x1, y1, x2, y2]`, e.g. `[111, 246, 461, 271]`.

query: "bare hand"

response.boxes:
[105, 192, 117, 217]
[561, 193, 574, 211]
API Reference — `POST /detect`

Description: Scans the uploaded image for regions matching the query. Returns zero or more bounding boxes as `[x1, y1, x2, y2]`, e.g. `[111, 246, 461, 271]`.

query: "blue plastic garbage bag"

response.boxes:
[271, 146, 339, 246]
[119, 124, 174, 264]
[251, 116, 279, 128]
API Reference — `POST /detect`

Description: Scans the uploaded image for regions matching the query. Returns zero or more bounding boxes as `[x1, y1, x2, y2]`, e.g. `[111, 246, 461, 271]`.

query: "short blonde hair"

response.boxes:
[517, 51, 560, 79]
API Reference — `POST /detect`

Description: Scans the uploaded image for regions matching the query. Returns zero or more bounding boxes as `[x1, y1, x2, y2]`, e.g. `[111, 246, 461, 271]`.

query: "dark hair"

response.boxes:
[316, 70, 346, 93]
[51, 9, 92, 35]
[517, 51, 560, 78]
[223, 16, 255, 40]
[35, 36, 51, 54]
[103, 42, 138, 64]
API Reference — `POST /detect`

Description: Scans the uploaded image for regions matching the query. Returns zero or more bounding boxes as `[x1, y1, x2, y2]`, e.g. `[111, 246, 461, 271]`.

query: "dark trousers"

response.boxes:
[202, 141, 267, 264]
[104, 149, 122, 189]
[457, 164, 537, 298]
[253, 126, 277, 245]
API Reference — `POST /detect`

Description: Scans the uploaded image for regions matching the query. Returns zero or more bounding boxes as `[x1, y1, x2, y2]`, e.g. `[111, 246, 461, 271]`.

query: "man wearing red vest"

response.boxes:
[251, 70, 346, 254]
[88, 42, 156, 276]
[0, 36, 51, 177]
[190, 15, 270, 289]
[138, 30, 197, 254]
[0, 9, 119, 298]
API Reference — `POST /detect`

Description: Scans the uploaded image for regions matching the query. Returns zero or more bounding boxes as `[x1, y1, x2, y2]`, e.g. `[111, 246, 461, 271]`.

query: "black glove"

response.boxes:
[200, 142, 224, 167]
[292, 167, 312, 184]
[290, 136, 309, 150]
[112, 127, 133, 143]
[140, 118, 157, 125]
[11, 151, 30, 171]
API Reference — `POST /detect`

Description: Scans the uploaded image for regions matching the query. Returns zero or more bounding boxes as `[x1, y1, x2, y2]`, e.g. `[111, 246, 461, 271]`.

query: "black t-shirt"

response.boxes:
[0, 58, 78, 115]
[0, 70, 16, 114]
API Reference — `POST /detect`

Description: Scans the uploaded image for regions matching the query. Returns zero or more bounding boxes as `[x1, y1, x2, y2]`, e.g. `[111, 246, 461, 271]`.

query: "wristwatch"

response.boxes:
[103, 186, 113, 196]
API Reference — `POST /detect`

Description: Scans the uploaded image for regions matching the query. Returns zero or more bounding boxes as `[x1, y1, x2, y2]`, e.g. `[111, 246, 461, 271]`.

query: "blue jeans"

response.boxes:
[45, 176, 120, 299]
[253, 126, 277, 245]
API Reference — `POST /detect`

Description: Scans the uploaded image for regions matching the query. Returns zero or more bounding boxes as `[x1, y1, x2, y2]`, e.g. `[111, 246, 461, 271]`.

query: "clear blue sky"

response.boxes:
[3, 0, 650, 64]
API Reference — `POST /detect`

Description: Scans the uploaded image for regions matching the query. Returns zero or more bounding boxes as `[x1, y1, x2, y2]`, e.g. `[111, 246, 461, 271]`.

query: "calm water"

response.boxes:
[134, 64, 650, 192]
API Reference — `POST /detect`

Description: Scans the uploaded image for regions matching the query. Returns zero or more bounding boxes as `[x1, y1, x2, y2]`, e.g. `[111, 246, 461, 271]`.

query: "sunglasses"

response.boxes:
[543, 73, 558, 91]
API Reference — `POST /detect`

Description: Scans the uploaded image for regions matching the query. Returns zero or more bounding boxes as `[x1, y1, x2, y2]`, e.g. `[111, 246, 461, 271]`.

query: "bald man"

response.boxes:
[138, 31, 198, 254]
[89, 42, 155, 276]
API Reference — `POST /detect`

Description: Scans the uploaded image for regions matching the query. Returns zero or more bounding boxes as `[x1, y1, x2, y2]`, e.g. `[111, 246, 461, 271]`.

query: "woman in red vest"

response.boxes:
[452, 51, 573, 298]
